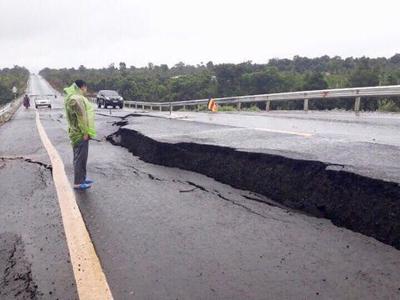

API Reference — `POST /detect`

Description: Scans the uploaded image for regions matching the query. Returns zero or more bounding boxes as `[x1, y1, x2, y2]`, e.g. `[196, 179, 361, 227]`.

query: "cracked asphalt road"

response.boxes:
[1, 75, 400, 299]
[0, 104, 77, 298]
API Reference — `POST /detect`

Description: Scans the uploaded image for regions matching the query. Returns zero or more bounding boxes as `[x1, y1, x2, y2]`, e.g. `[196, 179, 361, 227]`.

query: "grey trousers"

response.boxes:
[73, 140, 89, 185]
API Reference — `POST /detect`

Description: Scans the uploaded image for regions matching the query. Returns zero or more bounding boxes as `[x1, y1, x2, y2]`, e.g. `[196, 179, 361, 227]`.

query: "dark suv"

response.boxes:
[97, 90, 124, 109]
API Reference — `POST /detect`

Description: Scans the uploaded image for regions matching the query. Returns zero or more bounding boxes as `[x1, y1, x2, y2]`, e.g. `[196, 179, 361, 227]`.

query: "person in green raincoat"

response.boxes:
[64, 80, 96, 190]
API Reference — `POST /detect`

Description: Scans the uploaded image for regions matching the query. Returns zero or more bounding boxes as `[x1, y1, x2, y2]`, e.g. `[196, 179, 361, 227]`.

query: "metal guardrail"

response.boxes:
[0, 103, 11, 115]
[1, 78, 31, 123]
[123, 85, 400, 114]
[0, 98, 22, 124]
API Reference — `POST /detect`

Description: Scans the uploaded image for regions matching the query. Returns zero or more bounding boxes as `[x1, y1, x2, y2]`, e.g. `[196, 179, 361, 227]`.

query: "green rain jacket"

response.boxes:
[64, 83, 96, 146]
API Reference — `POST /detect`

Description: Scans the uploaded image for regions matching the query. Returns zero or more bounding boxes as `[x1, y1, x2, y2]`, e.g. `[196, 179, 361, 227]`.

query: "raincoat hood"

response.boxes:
[64, 83, 96, 146]
[64, 83, 82, 99]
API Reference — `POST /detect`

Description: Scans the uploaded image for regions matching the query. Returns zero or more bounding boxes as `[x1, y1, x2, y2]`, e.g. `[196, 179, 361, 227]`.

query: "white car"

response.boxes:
[34, 96, 52, 109]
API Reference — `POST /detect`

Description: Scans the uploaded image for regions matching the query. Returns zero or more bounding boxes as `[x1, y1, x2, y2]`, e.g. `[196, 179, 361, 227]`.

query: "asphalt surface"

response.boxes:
[119, 110, 400, 184]
[1, 74, 400, 299]
[0, 78, 77, 299]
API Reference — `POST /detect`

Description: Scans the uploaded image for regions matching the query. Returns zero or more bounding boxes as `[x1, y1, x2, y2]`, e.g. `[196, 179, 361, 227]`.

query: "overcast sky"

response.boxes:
[0, 0, 399, 71]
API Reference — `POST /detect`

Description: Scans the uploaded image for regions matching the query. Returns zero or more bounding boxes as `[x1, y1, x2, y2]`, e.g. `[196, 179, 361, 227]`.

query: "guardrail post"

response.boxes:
[304, 99, 309, 112]
[354, 97, 361, 114]
[183, 105, 186, 111]
[135, 103, 138, 109]
[169, 102, 172, 115]
[197, 104, 200, 111]
[150, 105, 153, 110]
[237, 102, 241, 110]
[142, 104, 144, 110]
[265, 100, 271, 112]
[159, 105, 162, 111]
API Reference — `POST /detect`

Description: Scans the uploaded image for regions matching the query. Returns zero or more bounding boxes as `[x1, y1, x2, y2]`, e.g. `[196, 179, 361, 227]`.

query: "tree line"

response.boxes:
[40, 55, 400, 111]
[0, 66, 30, 106]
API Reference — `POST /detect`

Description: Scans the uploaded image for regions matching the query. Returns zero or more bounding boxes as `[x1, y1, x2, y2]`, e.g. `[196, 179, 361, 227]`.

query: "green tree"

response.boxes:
[39, 54, 400, 112]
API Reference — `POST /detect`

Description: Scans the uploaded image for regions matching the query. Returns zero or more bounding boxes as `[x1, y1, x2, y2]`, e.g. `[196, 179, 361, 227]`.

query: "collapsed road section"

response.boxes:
[107, 116, 400, 250]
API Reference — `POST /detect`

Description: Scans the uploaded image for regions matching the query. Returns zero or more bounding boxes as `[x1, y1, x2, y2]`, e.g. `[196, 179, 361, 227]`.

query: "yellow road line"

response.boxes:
[35, 111, 113, 300]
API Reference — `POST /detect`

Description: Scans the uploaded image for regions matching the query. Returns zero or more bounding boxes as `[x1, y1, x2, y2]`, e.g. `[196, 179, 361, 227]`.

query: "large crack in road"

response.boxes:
[0, 156, 52, 173]
[107, 117, 400, 250]
[0, 233, 40, 299]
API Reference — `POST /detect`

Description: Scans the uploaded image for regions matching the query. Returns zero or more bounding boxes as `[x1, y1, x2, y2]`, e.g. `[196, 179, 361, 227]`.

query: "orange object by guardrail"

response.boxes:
[207, 98, 218, 112]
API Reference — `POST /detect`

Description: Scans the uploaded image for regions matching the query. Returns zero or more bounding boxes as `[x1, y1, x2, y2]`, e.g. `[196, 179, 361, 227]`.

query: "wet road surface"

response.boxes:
[119, 110, 400, 183]
[0, 78, 77, 299]
[1, 75, 400, 299]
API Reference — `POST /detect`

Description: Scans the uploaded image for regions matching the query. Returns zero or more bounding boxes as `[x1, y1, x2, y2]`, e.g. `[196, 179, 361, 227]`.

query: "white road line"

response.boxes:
[168, 115, 314, 137]
[35, 111, 113, 300]
[252, 127, 313, 137]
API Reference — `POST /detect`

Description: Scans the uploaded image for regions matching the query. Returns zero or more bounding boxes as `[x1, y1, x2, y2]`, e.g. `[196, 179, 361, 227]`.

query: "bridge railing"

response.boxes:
[0, 98, 22, 124]
[0, 103, 11, 115]
[123, 85, 400, 114]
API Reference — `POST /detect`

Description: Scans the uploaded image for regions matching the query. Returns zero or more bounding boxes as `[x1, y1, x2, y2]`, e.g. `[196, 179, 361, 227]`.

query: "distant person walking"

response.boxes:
[23, 94, 30, 109]
[64, 80, 96, 190]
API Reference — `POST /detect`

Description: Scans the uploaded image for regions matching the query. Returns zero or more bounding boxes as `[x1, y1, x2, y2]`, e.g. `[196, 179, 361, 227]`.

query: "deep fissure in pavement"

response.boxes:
[0, 233, 39, 299]
[107, 126, 400, 249]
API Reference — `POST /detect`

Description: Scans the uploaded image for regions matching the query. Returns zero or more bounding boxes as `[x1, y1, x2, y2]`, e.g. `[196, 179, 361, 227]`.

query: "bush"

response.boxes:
[197, 104, 208, 111]
[0, 66, 29, 106]
[378, 99, 400, 112]
[243, 105, 261, 112]
[218, 105, 237, 112]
